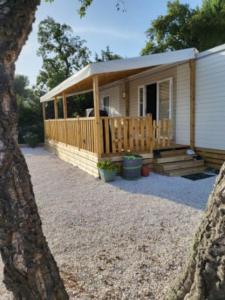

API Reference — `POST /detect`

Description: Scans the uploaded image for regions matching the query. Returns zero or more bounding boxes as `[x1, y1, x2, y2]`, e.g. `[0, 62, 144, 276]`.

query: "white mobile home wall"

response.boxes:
[195, 46, 225, 151]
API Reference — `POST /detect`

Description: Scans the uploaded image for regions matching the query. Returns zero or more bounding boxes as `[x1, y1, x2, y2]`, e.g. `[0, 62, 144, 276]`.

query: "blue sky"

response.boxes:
[16, 0, 202, 85]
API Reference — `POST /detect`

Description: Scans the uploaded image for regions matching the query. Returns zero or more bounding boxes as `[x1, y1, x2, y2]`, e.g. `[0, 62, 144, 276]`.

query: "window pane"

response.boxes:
[158, 80, 170, 120]
[103, 96, 110, 114]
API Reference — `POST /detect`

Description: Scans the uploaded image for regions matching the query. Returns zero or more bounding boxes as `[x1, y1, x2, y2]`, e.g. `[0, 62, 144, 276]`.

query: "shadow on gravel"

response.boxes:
[110, 172, 216, 210]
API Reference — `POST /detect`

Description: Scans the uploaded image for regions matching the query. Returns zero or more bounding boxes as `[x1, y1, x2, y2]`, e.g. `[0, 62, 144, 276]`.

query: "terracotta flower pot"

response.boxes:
[141, 165, 150, 177]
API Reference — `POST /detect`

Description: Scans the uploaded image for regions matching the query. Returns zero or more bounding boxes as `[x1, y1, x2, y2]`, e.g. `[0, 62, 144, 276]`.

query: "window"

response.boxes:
[138, 78, 172, 120]
[138, 86, 145, 116]
[103, 96, 110, 114]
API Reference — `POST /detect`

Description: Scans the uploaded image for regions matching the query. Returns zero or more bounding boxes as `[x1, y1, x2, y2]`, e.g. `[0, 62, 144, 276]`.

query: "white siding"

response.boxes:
[176, 63, 190, 144]
[100, 84, 124, 116]
[195, 50, 225, 150]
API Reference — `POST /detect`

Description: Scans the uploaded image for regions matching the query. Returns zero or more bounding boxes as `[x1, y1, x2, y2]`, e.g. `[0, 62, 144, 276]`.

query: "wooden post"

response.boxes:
[54, 96, 58, 119]
[93, 76, 102, 157]
[124, 80, 130, 116]
[42, 102, 46, 142]
[62, 93, 68, 144]
[62, 93, 68, 119]
[42, 102, 46, 120]
[190, 59, 196, 149]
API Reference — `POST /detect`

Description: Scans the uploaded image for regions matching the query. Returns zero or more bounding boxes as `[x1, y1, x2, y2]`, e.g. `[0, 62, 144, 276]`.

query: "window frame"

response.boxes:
[138, 85, 146, 117]
[138, 77, 173, 120]
[102, 95, 110, 115]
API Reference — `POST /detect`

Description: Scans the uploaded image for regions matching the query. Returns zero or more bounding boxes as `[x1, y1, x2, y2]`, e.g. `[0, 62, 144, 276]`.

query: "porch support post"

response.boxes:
[124, 80, 130, 116]
[54, 96, 58, 119]
[62, 92, 68, 144]
[190, 59, 196, 149]
[42, 102, 46, 120]
[42, 102, 46, 142]
[93, 75, 102, 157]
[62, 93, 68, 119]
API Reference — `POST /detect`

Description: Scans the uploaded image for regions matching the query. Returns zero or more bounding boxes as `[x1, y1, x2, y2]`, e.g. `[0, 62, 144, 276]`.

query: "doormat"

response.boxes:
[182, 173, 214, 181]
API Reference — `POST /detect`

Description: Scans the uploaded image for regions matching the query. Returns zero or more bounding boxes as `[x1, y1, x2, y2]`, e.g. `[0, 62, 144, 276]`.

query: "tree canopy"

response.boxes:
[95, 46, 122, 62]
[141, 0, 225, 55]
[14, 75, 43, 144]
[37, 17, 91, 91]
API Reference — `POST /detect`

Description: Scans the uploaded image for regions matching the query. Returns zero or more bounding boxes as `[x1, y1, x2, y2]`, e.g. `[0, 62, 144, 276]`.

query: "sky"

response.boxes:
[16, 0, 202, 86]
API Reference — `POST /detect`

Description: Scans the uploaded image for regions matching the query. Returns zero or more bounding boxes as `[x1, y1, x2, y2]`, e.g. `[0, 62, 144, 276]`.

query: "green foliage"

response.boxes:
[78, 0, 93, 17]
[14, 75, 43, 144]
[123, 154, 142, 160]
[78, 0, 126, 17]
[97, 160, 118, 171]
[95, 46, 122, 62]
[37, 17, 91, 91]
[23, 132, 39, 148]
[141, 0, 225, 55]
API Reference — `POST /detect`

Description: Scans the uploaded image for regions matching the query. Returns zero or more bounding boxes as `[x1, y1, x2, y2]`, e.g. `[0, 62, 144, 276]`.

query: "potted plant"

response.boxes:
[122, 154, 143, 180]
[141, 165, 150, 177]
[97, 160, 118, 182]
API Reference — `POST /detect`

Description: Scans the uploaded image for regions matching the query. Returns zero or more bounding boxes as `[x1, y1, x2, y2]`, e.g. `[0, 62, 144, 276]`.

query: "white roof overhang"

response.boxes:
[40, 48, 198, 103]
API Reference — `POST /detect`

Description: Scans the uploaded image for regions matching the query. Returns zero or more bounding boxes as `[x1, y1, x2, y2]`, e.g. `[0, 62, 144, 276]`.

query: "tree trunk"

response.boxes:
[167, 163, 225, 300]
[0, 1, 68, 298]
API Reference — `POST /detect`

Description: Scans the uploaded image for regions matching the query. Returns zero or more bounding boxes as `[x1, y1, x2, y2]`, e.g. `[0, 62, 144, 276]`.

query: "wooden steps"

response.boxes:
[153, 148, 206, 176]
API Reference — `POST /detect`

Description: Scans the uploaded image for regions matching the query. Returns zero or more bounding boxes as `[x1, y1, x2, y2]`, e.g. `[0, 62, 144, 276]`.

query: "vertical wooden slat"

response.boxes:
[117, 118, 122, 153]
[110, 118, 116, 153]
[149, 115, 153, 152]
[104, 118, 110, 154]
[141, 118, 145, 151]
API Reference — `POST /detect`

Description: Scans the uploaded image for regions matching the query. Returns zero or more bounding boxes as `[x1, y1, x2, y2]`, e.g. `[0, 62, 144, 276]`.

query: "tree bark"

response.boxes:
[166, 163, 225, 300]
[0, 1, 68, 298]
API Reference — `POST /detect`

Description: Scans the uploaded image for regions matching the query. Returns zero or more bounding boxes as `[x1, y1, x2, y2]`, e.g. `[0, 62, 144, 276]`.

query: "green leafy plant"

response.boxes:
[97, 160, 118, 171]
[123, 153, 142, 160]
[23, 132, 39, 148]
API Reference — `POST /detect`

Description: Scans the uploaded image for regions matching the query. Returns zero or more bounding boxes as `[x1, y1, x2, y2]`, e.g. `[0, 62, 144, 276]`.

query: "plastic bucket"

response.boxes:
[99, 169, 116, 182]
[122, 155, 142, 179]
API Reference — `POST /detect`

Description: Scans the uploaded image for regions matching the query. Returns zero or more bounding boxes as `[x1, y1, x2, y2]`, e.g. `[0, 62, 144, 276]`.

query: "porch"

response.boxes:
[44, 116, 173, 157]
[41, 49, 197, 176]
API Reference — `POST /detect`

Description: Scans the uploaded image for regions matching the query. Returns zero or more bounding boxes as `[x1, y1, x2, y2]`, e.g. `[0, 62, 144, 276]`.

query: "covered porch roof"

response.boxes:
[40, 48, 198, 103]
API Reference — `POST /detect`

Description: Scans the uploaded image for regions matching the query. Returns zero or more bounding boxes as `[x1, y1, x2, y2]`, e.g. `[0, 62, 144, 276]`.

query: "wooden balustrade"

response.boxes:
[100, 115, 153, 155]
[45, 117, 96, 153]
[44, 116, 173, 156]
[153, 119, 173, 148]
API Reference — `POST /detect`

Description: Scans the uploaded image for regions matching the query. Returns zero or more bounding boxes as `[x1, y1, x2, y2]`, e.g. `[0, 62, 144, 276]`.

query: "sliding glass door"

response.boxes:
[157, 78, 172, 120]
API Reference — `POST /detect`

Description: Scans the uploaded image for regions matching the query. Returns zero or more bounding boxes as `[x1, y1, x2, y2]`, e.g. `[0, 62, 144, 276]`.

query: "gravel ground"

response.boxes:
[0, 147, 216, 299]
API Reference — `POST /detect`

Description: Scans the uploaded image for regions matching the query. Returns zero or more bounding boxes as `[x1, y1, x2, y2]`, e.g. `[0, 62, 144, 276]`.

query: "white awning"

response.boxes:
[40, 48, 198, 103]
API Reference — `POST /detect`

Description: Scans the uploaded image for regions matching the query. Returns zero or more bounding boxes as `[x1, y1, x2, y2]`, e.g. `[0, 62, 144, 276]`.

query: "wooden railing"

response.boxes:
[153, 119, 173, 148]
[45, 117, 96, 153]
[100, 115, 153, 155]
[44, 116, 173, 156]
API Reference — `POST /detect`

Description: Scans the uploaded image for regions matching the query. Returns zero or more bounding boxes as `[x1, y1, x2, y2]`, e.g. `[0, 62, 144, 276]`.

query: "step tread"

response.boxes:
[166, 166, 206, 176]
[162, 159, 204, 171]
[155, 155, 193, 164]
[159, 148, 188, 157]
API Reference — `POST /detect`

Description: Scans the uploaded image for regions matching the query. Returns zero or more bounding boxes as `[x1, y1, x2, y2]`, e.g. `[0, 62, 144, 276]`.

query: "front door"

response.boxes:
[146, 83, 157, 120]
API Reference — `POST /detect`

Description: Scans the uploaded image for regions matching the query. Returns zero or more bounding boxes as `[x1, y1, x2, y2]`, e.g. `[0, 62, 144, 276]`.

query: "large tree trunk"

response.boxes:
[167, 163, 225, 300]
[0, 1, 68, 298]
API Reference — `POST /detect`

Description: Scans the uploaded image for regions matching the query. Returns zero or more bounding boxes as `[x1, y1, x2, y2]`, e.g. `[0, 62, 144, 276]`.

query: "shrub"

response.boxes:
[23, 132, 39, 148]
[97, 160, 118, 171]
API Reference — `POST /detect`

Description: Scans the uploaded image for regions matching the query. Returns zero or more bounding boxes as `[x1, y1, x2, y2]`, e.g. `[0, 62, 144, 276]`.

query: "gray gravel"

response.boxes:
[0, 147, 216, 299]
